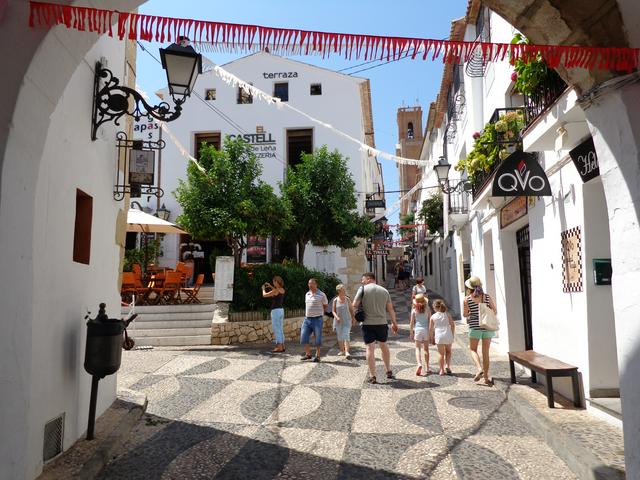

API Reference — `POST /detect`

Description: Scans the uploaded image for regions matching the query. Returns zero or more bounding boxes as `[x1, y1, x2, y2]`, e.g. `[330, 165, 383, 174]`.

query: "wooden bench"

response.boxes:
[508, 350, 582, 408]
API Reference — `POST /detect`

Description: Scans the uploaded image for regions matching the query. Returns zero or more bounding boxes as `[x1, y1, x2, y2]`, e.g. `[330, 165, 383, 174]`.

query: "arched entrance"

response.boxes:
[0, 2, 146, 478]
[483, 1, 640, 475]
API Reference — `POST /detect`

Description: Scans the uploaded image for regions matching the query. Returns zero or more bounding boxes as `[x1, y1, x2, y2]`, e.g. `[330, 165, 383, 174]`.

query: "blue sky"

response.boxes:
[136, 0, 468, 229]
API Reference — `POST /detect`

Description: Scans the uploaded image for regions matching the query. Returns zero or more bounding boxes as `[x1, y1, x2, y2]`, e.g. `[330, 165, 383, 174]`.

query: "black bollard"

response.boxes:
[86, 375, 100, 440]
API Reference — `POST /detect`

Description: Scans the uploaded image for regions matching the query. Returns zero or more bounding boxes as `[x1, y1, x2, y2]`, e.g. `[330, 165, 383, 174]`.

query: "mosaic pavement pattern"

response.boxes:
[103, 286, 576, 479]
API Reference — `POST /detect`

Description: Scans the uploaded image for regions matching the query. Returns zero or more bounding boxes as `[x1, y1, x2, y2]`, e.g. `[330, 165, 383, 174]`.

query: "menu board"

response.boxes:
[213, 256, 235, 302]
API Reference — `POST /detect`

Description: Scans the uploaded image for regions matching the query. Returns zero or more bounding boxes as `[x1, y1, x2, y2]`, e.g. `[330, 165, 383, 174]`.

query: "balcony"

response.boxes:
[470, 108, 526, 200]
[448, 191, 470, 228]
[523, 73, 569, 130]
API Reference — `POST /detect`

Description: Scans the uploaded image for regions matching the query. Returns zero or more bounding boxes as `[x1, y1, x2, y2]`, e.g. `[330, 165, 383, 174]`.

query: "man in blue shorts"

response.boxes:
[301, 278, 328, 362]
[353, 273, 398, 383]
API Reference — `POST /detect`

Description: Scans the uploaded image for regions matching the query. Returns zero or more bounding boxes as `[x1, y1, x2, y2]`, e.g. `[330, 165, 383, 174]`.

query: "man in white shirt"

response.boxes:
[301, 278, 328, 362]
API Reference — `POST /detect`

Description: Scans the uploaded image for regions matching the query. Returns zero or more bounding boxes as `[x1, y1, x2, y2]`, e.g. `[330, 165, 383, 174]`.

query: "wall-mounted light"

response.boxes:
[156, 203, 170, 221]
[433, 156, 471, 194]
[91, 37, 202, 140]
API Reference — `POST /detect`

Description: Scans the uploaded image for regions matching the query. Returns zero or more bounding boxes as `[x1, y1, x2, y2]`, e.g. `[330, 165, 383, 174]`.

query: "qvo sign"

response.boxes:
[569, 137, 600, 183]
[491, 152, 552, 197]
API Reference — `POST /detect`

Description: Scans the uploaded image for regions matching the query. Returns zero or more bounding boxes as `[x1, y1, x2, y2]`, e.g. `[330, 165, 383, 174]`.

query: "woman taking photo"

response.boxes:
[262, 276, 286, 353]
[463, 276, 497, 386]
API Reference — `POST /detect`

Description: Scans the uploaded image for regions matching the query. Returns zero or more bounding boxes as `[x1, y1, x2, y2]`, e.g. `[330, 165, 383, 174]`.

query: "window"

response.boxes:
[205, 88, 216, 101]
[237, 85, 253, 104]
[273, 82, 289, 101]
[194, 132, 221, 160]
[286, 129, 313, 167]
[407, 122, 414, 139]
[73, 189, 92, 265]
[310, 83, 322, 95]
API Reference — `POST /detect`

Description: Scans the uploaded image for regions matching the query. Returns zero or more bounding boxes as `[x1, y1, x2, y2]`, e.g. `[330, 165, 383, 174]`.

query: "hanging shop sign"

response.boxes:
[569, 137, 600, 183]
[366, 199, 386, 209]
[492, 152, 552, 197]
[129, 149, 155, 185]
[500, 196, 528, 228]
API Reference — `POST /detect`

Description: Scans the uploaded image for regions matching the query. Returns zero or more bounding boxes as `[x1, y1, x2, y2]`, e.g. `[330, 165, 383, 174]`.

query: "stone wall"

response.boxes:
[211, 316, 334, 345]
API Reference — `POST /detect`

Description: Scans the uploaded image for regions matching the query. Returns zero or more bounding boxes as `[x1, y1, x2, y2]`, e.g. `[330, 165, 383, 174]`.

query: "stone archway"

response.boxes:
[0, 2, 146, 478]
[484, 1, 640, 475]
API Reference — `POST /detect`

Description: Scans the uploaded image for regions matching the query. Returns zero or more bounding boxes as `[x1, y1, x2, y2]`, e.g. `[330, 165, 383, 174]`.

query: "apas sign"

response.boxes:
[492, 152, 551, 197]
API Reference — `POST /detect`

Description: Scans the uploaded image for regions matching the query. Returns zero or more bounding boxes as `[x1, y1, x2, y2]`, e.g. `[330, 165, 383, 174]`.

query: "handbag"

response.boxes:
[478, 303, 499, 331]
[354, 286, 366, 323]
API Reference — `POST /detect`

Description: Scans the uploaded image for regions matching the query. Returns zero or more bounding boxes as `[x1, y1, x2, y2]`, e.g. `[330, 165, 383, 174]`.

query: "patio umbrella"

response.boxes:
[126, 209, 187, 234]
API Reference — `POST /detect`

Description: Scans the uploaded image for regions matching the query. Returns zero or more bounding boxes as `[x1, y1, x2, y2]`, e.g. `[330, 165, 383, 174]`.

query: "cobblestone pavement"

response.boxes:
[105, 286, 576, 479]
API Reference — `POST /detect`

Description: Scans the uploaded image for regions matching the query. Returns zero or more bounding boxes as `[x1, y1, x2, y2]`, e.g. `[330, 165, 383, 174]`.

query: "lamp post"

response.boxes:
[91, 37, 202, 140]
[433, 156, 470, 194]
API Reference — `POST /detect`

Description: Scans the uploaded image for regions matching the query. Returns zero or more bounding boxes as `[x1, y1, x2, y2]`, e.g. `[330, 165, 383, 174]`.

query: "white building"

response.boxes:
[139, 51, 384, 290]
[0, 2, 146, 478]
[416, 4, 620, 420]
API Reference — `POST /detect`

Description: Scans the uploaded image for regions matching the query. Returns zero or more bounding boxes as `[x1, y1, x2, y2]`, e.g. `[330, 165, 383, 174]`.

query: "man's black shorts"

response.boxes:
[362, 324, 389, 344]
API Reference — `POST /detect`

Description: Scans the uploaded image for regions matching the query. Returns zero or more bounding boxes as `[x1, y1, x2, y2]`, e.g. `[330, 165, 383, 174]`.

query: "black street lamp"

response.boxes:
[433, 156, 470, 194]
[91, 37, 202, 140]
[156, 203, 171, 221]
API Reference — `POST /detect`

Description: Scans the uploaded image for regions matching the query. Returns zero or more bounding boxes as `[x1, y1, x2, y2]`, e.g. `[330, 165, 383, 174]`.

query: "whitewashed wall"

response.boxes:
[0, 2, 142, 477]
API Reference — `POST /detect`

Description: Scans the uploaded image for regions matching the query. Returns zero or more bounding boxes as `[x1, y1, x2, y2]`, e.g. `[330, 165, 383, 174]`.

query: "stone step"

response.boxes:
[123, 304, 215, 315]
[131, 335, 212, 347]
[130, 327, 212, 338]
[131, 311, 214, 322]
[129, 319, 212, 330]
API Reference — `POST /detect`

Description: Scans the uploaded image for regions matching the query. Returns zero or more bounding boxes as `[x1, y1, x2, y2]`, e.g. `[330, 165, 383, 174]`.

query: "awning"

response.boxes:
[126, 209, 187, 234]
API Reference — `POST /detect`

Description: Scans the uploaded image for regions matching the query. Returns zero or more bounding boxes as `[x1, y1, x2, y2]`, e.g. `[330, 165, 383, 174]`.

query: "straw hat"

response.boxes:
[464, 276, 483, 290]
[414, 293, 427, 304]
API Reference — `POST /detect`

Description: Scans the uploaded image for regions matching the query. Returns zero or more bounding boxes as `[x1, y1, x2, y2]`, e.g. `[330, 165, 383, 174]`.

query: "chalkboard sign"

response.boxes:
[569, 137, 600, 183]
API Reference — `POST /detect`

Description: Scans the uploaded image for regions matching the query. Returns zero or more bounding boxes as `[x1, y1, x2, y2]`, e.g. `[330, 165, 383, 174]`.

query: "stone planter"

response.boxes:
[211, 315, 334, 345]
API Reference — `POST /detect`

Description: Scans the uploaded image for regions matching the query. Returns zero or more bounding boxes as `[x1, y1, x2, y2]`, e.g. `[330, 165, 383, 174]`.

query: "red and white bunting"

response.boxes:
[28, 1, 640, 72]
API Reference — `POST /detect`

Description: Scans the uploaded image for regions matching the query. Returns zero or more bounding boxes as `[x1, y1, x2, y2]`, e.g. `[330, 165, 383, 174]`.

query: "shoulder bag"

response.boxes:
[354, 286, 366, 323]
[478, 302, 499, 331]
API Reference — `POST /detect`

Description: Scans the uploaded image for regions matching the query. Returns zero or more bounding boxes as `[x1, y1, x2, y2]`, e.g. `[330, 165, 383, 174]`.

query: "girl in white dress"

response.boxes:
[409, 294, 431, 375]
[430, 299, 456, 376]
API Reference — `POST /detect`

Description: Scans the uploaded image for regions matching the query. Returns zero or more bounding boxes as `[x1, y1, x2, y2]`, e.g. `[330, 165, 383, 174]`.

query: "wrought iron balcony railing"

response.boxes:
[448, 190, 470, 215]
[523, 74, 569, 129]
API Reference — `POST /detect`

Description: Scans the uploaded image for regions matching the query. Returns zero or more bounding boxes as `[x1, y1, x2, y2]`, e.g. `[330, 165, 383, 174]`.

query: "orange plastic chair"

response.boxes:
[180, 274, 204, 304]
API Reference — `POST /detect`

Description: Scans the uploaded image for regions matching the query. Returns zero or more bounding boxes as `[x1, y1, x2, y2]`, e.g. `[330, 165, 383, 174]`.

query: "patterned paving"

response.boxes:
[103, 285, 576, 479]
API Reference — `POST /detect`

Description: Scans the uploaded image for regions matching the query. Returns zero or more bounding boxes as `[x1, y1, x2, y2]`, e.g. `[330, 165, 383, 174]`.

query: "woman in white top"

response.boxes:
[429, 299, 456, 375]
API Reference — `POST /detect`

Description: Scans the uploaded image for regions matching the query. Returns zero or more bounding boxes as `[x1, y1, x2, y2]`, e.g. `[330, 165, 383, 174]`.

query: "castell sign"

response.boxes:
[492, 151, 552, 197]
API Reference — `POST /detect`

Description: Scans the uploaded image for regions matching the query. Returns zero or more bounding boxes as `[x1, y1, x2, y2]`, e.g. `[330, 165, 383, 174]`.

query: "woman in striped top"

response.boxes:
[463, 276, 497, 386]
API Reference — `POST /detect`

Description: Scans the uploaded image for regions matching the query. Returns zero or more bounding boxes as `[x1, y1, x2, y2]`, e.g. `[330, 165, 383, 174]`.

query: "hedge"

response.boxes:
[231, 263, 341, 313]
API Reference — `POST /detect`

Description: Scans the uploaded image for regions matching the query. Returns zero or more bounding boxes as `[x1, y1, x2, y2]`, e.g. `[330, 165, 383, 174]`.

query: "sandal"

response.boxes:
[301, 354, 312, 361]
[367, 376, 377, 384]
[445, 368, 452, 375]
[386, 371, 395, 380]
[473, 371, 484, 382]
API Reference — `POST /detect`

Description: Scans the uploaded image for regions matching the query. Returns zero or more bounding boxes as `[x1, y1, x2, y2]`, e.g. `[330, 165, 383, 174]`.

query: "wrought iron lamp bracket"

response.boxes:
[91, 62, 183, 141]
[439, 179, 470, 194]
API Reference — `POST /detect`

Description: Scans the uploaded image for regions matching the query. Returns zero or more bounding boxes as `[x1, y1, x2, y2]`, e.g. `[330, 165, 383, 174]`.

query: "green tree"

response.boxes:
[398, 212, 415, 240]
[417, 193, 444, 234]
[174, 137, 291, 267]
[280, 146, 375, 263]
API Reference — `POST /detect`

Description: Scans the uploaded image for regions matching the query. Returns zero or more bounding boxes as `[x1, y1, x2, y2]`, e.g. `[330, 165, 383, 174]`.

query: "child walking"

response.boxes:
[430, 299, 456, 375]
[332, 284, 355, 360]
[409, 294, 431, 375]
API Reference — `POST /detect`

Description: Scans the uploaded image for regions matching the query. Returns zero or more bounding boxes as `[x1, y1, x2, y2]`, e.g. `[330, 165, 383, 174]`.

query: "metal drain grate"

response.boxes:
[43, 413, 65, 462]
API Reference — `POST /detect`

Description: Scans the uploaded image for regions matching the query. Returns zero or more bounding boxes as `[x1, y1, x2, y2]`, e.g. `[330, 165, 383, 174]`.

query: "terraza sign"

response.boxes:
[262, 72, 298, 79]
[492, 151, 552, 197]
